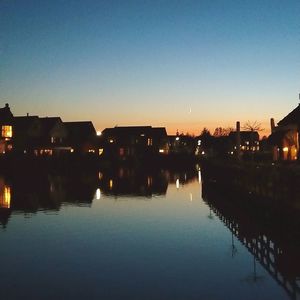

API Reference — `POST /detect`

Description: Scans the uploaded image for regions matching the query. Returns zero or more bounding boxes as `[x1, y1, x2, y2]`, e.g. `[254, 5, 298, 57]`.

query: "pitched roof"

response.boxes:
[278, 104, 300, 126]
[64, 121, 96, 138]
[151, 127, 167, 138]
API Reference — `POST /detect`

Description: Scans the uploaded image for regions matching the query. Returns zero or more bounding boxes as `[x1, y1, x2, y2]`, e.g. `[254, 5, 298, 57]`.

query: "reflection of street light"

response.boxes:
[96, 188, 101, 200]
[176, 179, 179, 189]
[242, 255, 264, 284]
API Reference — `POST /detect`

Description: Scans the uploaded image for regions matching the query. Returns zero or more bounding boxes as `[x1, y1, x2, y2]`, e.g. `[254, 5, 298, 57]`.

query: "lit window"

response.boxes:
[147, 138, 152, 146]
[51, 137, 55, 143]
[98, 148, 104, 156]
[1, 126, 12, 138]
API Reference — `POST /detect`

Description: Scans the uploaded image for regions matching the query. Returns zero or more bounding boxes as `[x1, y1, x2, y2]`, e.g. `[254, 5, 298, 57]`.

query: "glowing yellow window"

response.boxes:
[2, 126, 12, 138]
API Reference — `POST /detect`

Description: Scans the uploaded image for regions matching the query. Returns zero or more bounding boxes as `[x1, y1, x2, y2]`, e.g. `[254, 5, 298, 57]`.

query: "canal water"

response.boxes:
[0, 167, 298, 299]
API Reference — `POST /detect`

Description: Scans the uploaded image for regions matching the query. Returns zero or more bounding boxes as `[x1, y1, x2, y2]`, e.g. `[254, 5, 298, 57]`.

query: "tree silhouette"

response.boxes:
[243, 121, 264, 132]
[213, 127, 234, 136]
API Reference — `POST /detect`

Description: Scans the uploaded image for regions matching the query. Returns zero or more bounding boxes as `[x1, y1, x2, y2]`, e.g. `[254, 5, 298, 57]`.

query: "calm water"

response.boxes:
[0, 167, 298, 300]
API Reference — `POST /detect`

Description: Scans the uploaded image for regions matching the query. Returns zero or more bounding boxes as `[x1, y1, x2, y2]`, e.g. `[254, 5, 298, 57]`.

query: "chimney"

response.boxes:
[5, 103, 9, 108]
[27, 113, 29, 117]
[270, 118, 275, 133]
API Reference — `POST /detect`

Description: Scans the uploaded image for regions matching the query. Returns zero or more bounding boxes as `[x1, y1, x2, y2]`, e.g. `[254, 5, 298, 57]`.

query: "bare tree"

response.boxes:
[213, 127, 234, 136]
[243, 121, 264, 132]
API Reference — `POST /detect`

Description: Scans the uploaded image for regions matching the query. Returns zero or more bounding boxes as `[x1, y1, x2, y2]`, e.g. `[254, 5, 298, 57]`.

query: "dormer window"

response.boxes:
[1, 126, 12, 138]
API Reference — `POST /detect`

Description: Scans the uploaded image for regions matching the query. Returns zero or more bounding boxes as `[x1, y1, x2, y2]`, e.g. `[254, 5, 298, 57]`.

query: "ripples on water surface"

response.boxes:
[0, 167, 298, 299]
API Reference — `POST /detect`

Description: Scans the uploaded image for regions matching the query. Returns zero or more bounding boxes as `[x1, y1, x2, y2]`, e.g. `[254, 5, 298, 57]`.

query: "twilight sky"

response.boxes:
[1, 0, 299, 135]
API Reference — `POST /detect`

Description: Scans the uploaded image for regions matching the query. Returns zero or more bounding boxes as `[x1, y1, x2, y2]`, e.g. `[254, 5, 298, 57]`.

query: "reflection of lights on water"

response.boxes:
[147, 176, 152, 188]
[98, 172, 103, 180]
[109, 179, 113, 189]
[96, 188, 101, 200]
[189, 193, 193, 202]
[176, 179, 179, 189]
[0, 186, 11, 209]
[198, 170, 201, 183]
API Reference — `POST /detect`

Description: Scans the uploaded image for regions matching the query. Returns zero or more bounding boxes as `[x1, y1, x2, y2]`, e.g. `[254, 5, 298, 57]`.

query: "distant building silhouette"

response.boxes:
[64, 121, 97, 154]
[100, 126, 169, 160]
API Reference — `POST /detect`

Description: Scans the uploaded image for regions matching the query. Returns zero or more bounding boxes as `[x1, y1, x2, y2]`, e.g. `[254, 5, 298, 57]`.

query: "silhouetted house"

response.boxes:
[100, 126, 169, 160]
[0, 104, 13, 154]
[37, 117, 69, 155]
[228, 131, 260, 153]
[64, 121, 97, 154]
[268, 104, 300, 161]
[203, 131, 260, 158]
[12, 116, 42, 154]
[168, 134, 196, 155]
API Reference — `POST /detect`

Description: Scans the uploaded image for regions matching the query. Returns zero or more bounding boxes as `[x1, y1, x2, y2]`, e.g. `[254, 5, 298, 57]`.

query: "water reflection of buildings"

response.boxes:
[98, 168, 168, 198]
[202, 182, 300, 300]
[0, 178, 11, 209]
[0, 172, 98, 228]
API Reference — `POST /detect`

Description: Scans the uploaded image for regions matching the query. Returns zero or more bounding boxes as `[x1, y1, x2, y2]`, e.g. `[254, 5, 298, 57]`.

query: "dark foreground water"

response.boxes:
[0, 167, 299, 299]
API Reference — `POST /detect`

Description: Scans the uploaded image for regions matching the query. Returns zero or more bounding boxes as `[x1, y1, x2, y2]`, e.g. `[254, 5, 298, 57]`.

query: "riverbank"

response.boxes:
[201, 158, 300, 212]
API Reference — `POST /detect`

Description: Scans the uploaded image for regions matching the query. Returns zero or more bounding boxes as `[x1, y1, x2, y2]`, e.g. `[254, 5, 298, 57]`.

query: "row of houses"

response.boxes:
[199, 100, 300, 162]
[0, 103, 172, 159]
[0, 104, 97, 155]
[1, 100, 299, 161]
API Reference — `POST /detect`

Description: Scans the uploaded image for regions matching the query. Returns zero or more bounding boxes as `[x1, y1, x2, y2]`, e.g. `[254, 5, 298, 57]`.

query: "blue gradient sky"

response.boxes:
[1, 0, 299, 135]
